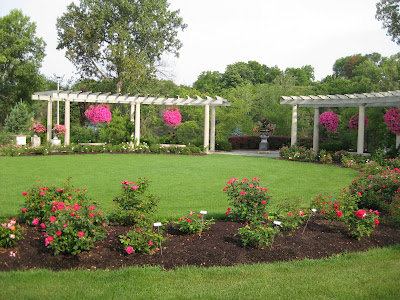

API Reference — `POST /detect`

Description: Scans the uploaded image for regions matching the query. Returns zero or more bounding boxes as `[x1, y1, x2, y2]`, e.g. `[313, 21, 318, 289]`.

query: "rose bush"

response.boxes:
[0, 218, 25, 248]
[172, 211, 215, 235]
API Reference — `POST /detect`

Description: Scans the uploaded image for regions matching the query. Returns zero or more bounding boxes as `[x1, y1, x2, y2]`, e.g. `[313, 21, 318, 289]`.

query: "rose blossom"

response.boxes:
[78, 231, 85, 237]
[126, 246, 134, 254]
[32, 218, 39, 225]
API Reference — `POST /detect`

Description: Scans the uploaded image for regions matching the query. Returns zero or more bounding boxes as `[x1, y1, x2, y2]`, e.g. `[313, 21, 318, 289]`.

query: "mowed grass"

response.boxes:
[0, 154, 359, 219]
[1, 245, 399, 299]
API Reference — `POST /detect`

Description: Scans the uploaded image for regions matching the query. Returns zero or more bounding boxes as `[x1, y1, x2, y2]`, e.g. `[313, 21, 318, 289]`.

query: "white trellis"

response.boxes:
[280, 90, 400, 154]
[31, 90, 231, 152]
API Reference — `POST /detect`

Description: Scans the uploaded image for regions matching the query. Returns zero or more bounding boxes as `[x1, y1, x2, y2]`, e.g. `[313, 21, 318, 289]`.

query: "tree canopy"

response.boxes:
[376, 0, 400, 45]
[0, 9, 46, 124]
[56, 0, 187, 93]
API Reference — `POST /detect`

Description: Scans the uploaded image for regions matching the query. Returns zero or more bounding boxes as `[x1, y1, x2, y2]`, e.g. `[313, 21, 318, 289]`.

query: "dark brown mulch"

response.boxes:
[1, 215, 399, 272]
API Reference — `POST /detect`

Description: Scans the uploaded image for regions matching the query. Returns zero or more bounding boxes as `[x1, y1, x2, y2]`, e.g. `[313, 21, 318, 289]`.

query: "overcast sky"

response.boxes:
[1, 0, 399, 86]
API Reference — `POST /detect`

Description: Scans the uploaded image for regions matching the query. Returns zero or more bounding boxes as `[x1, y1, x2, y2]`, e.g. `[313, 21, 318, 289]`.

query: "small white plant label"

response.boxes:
[200, 211, 207, 215]
[153, 222, 162, 227]
[273, 221, 282, 226]
[311, 209, 318, 213]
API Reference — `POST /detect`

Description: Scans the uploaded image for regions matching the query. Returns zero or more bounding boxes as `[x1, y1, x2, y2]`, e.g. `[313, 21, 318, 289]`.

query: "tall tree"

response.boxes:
[376, 0, 400, 45]
[0, 9, 46, 125]
[56, 0, 187, 94]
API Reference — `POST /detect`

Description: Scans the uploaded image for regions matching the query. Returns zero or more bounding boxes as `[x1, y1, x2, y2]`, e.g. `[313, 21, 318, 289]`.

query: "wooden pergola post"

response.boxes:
[357, 104, 366, 154]
[210, 106, 216, 152]
[204, 104, 210, 152]
[134, 103, 140, 146]
[64, 99, 70, 146]
[46, 100, 52, 142]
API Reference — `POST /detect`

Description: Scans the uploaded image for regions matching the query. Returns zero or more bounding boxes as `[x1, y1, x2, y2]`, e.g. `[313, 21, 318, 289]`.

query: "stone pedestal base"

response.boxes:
[15, 135, 26, 146]
[31, 135, 41, 148]
[51, 138, 61, 147]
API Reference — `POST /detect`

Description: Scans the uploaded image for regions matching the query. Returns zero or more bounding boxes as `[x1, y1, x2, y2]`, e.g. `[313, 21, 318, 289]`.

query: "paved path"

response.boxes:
[211, 150, 280, 157]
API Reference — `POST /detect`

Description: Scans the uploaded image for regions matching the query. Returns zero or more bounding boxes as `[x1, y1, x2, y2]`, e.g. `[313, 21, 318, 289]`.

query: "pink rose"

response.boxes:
[148, 240, 153, 246]
[131, 185, 139, 190]
[78, 231, 84, 237]
[45, 236, 54, 246]
[240, 191, 246, 195]
[56, 231, 62, 236]
[187, 219, 191, 223]
[299, 211, 304, 216]
[22, 191, 28, 196]
[21, 208, 27, 212]
[90, 206, 95, 210]
[374, 219, 380, 226]
[126, 246, 134, 254]
[40, 192, 46, 196]
[73, 204, 80, 211]
[40, 223, 46, 229]
[336, 211, 343, 217]
[49, 216, 56, 222]
[261, 201, 266, 205]
[32, 218, 39, 225]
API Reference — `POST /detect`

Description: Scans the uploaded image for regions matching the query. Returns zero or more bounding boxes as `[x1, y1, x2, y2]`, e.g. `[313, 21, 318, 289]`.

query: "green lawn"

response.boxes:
[1, 245, 399, 299]
[0, 153, 359, 219]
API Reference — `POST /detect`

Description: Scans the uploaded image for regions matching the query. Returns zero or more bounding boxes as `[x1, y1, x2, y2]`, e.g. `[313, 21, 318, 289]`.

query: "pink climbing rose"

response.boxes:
[163, 107, 182, 127]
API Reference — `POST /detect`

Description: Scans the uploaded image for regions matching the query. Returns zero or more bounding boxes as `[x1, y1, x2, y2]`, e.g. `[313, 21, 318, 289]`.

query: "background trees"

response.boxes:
[56, 0, 187, 94]
[0, 9, 46, 125]
[376, 0, 400, 45]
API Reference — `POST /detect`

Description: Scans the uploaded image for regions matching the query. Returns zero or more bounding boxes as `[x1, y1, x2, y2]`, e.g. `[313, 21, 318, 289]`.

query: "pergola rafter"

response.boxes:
[280, 90, 400, 154]
[32, 90, 231, 152]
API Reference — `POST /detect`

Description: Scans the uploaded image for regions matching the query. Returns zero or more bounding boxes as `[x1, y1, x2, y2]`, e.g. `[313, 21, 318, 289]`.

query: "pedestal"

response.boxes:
[15, 135, 26, 146]
[31, 135, 41, 148]
[259, 130, 269, 152]
[51, 137, 61, 147]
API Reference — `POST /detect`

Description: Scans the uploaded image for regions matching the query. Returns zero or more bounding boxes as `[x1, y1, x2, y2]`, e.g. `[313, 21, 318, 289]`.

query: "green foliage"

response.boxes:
[149, 144, 168, 153]
[236, 223, 280, 248]
[223, 177, 270, 223]
[376, 0, 400, 45]
[4, 101, 33, 134]
[318, 149, 333, 164]
[344, 208, 380, 240]
[175, 121, 201, 144]
[56, 0, 187, 93]
[269, 198, 307, 231]
[0, 218, 25, 248]
[70, 124, 100, 143]
[0, 9, 46, 124]
[279, 145, 318, 162]
[172, 211, 215, 235]
[0, 144, 27, 156]
[216, 140, 232, 151]
[112, 178, 159, 225]
[119, 220, 167, 254]
[99, 109, 130, 144]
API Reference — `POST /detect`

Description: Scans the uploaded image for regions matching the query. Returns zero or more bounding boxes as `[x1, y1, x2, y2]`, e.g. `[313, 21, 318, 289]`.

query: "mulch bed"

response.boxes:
[1, 215, 399, 271]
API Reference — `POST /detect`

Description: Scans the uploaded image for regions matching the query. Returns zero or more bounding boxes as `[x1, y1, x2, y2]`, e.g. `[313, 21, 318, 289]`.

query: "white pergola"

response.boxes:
[31, 90, 231, 152]
[280, 90, 400, 154]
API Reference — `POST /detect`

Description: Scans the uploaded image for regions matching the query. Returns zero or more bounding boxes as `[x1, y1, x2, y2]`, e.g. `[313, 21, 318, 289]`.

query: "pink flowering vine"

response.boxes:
[348, 114, 368, 131]
[163, 107, 182, 127]
[384, 108, 400, 135]
[319, 111, 339, 132]
[84, 104, 112, 124]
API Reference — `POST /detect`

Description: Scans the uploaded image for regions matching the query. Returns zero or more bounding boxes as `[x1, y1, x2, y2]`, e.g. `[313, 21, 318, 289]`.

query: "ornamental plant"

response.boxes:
[33, 123, 46, 133]
[84, 104, 112, 124]
[112, 178, 159, 225]
[349, 114, 368, 131]
[53, 124, 66, 134]
[310, 193, 349, 221]
[42, 197, 108, 255]
[280, 145, 318, 162]
[318, 149, 333, 164]
[236, 223, 280, 248]
[163, 107, 182, 127]
[384, 108, 400, 135]
[319, 111, 339, 132]
[343, 208, 380, 240]
[346, 170, 400, 212]
[268, 198, 308, 231]
[120, 219, 167, 254]
[0, 218, 25, 248]
[172, 211, 215, 235]
[223, 177, 270, 223]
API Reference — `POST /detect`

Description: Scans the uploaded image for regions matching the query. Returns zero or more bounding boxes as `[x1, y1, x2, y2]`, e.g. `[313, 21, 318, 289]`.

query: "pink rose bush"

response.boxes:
[84, 104, 112, 124]
[0, 218, 25, 248]
[172, 211, 215, 235]
[163, 107, 182, 127]
[319, 111, 339, 132]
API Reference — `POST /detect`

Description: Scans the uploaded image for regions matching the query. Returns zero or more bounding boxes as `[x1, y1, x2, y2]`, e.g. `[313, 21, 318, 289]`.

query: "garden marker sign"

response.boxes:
[32, 91, 231, 152]
[280, 90, 400, 154]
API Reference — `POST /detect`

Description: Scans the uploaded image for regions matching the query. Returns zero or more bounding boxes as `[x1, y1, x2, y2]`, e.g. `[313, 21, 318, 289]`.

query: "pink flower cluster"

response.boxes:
[163, 107, 182, 127]
[384, 108, 400, 135]
[348, 114, 368, 131]
[121, 180, 139, 190]
[319, 111, 339, 132]
[53, 124, 66, 134]
[84, 104, 112, 124]
[33, 123, 46, 133]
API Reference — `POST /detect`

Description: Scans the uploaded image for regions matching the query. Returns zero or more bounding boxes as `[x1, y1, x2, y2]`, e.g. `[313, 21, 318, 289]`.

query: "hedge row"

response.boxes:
[227, 135, 312, 150]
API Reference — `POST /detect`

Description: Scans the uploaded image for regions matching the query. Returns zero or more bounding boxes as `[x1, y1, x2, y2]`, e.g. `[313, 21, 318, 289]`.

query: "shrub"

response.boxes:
[343, 208, 380, 240]
[279, 145, 318, 162]
[112, 178, 159, 225]
[223, 177, 270, 223]
[318, 149, 333, 164]
[387, 200, 400, 228]
[269, 198, 307, 231]
[119, 221, 167, 254]
[0, 144, 27, 156]
[172, 211, 215, 235]
[236, 223, 280, 248]
[42, 199, 108, 255]
[347, 170, 400, 212]
[4, 101, 33, 134]
[215, 140, 232, 151]
[0, 218, 25, 248]
[149, 144, 168, 154]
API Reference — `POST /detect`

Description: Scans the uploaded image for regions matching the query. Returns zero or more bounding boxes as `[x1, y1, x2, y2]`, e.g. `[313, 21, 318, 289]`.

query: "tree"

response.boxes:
[0, 9, 46, 125]
[222, 62, 254, 89]
[193, 71, 223, 94]
[284, 65, 314, 86]
[376, 0, 400, 45]
[56, 0, 187, 94]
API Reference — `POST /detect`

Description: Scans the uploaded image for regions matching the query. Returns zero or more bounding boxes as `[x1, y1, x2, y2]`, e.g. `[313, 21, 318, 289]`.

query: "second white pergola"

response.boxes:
[280, 90, 400, 154]
[32, 90, 231, 152]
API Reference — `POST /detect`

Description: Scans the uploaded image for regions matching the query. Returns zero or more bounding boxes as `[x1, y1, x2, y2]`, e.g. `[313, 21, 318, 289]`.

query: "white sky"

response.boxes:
[1, 0, 399, 86]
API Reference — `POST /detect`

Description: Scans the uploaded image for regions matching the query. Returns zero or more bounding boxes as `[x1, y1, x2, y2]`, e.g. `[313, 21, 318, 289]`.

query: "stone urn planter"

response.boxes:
[258, 130, 269, 152]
